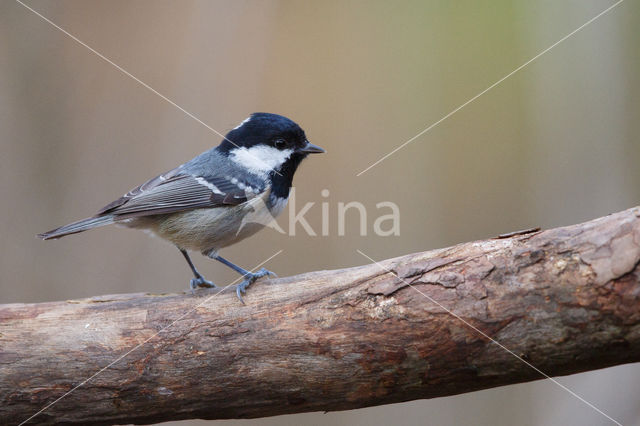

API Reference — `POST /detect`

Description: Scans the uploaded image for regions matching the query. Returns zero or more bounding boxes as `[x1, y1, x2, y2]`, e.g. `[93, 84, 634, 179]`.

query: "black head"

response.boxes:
[219, 113, 310, 153]
[218, 113, 324, 196]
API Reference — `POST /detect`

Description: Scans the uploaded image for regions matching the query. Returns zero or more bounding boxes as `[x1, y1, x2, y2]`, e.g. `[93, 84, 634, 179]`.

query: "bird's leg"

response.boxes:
[208, 253, 276, 304]
[180, 248, 216, 290]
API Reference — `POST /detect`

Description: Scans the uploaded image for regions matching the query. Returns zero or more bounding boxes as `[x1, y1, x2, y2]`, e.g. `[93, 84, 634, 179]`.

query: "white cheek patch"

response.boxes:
[229, 146, 294, 176]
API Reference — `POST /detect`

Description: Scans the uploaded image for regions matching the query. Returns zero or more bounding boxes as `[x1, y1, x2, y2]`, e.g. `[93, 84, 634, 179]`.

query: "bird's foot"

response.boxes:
[189, 275, 217, 292]
[234, 268, 276, 304]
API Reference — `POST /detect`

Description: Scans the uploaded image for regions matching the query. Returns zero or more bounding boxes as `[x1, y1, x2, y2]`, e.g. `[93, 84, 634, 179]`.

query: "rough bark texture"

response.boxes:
[2, 208, 640, 425]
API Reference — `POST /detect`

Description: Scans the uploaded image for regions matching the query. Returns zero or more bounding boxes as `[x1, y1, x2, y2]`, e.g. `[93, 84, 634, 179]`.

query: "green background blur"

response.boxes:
[1, 0, 639, 425]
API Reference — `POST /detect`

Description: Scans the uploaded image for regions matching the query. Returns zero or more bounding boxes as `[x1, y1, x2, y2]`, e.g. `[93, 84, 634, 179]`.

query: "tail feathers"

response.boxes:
[37, 215, 115, 240]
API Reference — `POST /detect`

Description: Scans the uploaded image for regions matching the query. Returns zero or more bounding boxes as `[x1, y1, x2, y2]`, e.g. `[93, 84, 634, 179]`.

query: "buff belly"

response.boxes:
[122, 190, 287, 253]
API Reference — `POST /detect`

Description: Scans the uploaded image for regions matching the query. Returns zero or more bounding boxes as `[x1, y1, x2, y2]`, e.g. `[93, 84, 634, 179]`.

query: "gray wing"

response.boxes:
[98, 169, 252, 219]
[97, 166, 183, 214]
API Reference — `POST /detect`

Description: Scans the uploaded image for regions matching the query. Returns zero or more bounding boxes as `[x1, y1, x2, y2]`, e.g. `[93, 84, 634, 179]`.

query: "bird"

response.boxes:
[38, 112, 325, 302]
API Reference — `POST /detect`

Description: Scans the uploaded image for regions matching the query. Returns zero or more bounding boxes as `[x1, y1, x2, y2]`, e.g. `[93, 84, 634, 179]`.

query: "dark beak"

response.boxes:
[300, 141, 325, 154]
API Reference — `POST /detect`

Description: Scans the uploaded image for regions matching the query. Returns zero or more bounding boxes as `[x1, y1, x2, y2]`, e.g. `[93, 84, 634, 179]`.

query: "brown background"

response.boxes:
[1, 0, 639, 425]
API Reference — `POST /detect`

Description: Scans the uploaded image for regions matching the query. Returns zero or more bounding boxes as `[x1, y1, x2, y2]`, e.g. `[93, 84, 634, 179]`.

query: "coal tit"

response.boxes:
[38, 113, 325, 302]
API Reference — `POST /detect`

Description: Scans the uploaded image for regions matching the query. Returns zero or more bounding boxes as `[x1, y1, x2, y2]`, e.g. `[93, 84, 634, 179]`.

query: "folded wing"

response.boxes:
[100, 170, 252, 219]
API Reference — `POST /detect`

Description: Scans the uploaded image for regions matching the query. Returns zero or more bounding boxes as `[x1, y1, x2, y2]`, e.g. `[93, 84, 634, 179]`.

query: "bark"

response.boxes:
[2, 207, 640, 425]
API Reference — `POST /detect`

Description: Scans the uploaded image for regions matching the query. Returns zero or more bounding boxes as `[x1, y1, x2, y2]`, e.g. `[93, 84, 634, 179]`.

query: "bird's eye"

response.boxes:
[273, 138, 287, 149]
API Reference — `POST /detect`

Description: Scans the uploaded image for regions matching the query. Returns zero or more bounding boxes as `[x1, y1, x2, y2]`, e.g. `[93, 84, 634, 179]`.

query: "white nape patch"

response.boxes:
[195, 177, 224, 195]
[229, 146, 293, 177]
[232, 116, 252, 130]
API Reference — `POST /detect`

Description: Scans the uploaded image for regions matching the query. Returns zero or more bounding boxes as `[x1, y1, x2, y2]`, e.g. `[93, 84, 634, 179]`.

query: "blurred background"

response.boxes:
[1, 0, 639, 424]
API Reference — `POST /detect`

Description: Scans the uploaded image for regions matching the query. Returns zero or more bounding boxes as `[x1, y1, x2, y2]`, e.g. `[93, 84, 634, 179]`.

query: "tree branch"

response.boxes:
[3, 208, 640, 425]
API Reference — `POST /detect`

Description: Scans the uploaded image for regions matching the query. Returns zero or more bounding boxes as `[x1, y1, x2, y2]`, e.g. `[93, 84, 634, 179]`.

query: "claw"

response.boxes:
[189, 276, 216, 292]
[255, 268, 277, 278]
[236, 282, 247, 305]
[233, 269, 275, 303]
